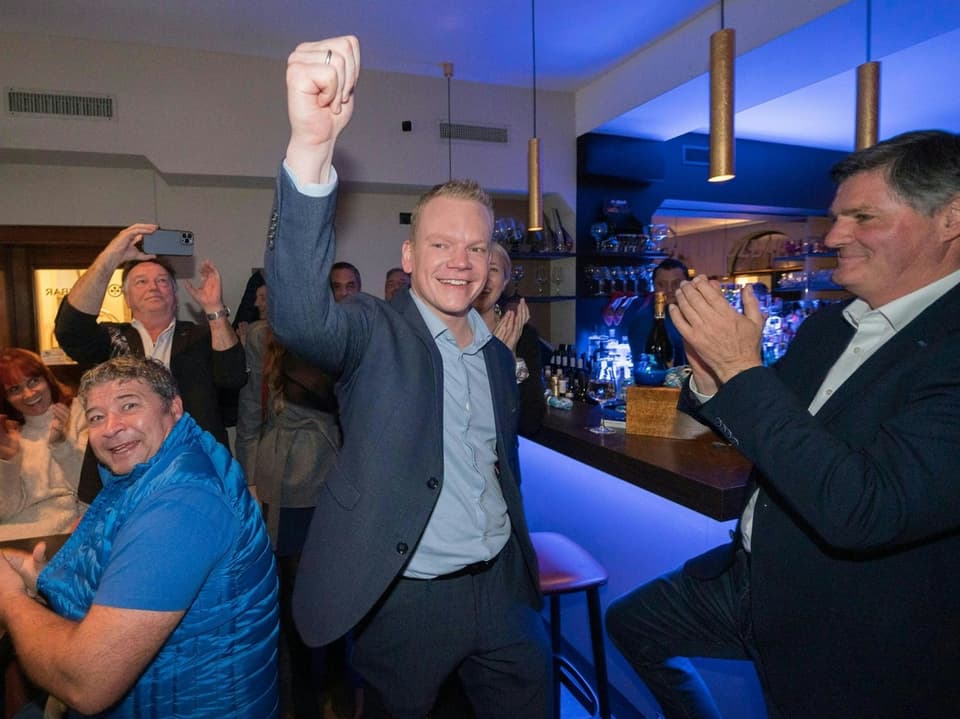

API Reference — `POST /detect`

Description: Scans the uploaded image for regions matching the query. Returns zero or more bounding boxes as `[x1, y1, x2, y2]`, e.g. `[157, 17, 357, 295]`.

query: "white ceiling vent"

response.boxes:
[7, 89, 115, 120]
[439, 121, 508, 144]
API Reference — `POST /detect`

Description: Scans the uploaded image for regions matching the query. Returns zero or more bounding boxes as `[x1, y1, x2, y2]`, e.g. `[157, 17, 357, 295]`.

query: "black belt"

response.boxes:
[414, 549, 503, 581]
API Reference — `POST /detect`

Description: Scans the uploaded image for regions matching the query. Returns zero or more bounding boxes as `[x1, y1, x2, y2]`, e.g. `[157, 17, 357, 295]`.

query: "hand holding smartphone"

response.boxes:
[141, 229, 194, 256]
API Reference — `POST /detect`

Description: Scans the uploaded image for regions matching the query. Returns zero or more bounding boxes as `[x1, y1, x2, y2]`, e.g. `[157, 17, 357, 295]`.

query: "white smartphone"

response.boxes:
[142, 229, 194, 256]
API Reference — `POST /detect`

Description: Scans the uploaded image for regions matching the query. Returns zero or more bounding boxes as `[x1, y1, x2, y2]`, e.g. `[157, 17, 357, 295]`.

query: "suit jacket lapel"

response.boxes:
[482, 340, 512, 450]
[813, 283, 960, 423]
[394, 289, 444, 419]
[170, 322, 192, 359]
[121, 325, 146, 356]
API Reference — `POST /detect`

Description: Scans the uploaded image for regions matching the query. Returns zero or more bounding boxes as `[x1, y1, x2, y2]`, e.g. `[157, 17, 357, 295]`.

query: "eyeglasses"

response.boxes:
[4, 376, 44, 399]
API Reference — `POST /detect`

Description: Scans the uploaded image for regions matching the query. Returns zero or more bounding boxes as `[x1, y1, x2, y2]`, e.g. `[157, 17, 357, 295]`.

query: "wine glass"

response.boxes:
[511, 264, 525, 297]
[586, 377, 618, 434]
[534, 266, 547, 295]
[590, 222, 609, 253]
[552, 267, 563, 295]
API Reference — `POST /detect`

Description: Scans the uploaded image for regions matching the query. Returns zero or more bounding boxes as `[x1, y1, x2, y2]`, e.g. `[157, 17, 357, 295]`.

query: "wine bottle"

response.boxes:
[644, 291, 674, 369]
[554, 209, 575, 253]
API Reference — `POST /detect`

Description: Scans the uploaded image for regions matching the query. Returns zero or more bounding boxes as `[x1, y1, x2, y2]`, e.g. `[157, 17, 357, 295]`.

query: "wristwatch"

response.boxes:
[205, 305, 231, 321]
[515, 358, 530, 383]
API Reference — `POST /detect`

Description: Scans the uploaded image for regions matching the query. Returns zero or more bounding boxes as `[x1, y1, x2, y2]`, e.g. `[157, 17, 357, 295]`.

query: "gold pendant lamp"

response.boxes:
[855, 0, 879, 150]
[527, 0, 543, 231]
[708, 0, 735, 183]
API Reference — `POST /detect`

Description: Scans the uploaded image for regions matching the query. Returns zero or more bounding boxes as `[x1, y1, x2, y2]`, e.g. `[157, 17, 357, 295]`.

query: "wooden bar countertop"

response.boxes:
[528, 402, 751, 521]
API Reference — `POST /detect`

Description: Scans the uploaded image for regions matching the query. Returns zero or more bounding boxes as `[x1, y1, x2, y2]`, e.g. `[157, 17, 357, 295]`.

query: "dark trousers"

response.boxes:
[351, 538, 552, 719]
[605, 550, 781, 719]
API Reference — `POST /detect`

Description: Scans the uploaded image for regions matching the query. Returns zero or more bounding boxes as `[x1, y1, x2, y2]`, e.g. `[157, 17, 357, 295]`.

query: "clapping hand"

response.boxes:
[493, 298, 530, 355]
[0, 415, 20, 461]
[669, 275, 764, 394]
[48, 402, 70, 446]
[0, 542, 47, 601]
[183, 260, 226, 315]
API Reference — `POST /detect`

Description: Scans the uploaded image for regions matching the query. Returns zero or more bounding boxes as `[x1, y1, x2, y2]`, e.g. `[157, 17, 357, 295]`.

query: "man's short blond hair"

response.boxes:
[409, 179, 494, 243]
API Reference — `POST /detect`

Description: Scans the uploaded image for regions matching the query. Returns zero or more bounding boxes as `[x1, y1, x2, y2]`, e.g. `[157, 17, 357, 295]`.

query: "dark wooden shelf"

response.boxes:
[524, 295, 577, 303]
[508, 252, 576, 260]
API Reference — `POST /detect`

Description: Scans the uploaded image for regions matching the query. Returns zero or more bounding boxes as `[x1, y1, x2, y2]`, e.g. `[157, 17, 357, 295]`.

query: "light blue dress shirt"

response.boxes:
[403, 291, 512, 578]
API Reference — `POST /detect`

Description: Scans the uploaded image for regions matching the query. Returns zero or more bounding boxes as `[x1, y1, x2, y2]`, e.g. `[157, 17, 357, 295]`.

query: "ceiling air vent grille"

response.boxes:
[439, 121, 508, 144]
[681, 145, 710, 166]
[7, 89, 115, 120]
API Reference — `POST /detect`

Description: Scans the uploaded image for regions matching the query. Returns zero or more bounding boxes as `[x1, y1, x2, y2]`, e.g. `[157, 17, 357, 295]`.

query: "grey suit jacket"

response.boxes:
[264, 172, 541, 646]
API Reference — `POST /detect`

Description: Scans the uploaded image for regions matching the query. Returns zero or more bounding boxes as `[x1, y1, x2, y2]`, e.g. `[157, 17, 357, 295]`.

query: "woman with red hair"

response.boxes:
[0, 347, 87, 539]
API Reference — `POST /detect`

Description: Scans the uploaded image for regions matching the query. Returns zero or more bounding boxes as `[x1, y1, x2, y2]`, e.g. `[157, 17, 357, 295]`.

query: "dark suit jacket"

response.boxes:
[265, 174, 542, 647]
[683, 287, 960, 717]
[54, 300, 247, 446]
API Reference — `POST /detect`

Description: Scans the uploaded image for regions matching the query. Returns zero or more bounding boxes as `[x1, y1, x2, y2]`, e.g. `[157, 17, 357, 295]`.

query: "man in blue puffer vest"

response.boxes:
[0, 356, 279, 718]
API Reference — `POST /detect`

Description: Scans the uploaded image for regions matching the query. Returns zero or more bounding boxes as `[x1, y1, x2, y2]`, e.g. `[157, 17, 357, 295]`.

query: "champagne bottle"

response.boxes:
[644, 291, 674, 369]
[554, 209, 575, 253]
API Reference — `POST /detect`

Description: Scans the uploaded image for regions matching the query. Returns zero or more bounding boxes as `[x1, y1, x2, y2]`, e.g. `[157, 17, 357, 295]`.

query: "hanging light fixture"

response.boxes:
[527, 0, 543, 231]
[855, 0, 879, 150]
[708, 0, 735, 182]
[443, 62, 454, 180]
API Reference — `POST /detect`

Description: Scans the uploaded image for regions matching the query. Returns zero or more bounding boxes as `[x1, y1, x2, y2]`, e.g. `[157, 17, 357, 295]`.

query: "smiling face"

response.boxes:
[3, 374, 53, 418]
[825, 168, 956, 308]
[84, 378, 183, 475]
[123, 261, 177, 321]
[474, 244, 510, 315]
[402, 195, 493, 329]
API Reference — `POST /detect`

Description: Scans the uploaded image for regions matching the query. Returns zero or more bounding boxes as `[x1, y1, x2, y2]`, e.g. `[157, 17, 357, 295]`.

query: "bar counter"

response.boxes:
[520, 403, 764, 717]
[532, 402, 751, 521]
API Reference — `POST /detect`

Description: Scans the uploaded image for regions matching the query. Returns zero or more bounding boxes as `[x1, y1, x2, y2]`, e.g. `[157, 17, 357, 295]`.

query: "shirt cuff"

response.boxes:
[282, 160, 338, 198]
[688, 375, 716, 404]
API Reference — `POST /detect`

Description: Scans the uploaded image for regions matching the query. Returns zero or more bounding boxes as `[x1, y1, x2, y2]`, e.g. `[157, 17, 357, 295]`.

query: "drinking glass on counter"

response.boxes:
[587, 377, 619, 434]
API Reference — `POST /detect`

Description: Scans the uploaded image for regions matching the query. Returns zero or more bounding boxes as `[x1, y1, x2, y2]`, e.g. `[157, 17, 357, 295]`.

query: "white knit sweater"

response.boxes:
[0, 400, 87, 540]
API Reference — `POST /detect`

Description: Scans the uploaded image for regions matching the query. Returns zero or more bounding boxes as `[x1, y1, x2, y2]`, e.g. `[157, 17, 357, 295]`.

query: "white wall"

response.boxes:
[1, 32, 577, 322]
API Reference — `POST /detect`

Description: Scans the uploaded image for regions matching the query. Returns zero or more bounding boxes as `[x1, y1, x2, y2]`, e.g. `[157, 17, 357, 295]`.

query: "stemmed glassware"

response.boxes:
[534, 266, 547, 295]
[511, 264, 525, 297]
[590, 222, 609, 253]
[552, 267, 563, 296]
[586, 375, 619, 434]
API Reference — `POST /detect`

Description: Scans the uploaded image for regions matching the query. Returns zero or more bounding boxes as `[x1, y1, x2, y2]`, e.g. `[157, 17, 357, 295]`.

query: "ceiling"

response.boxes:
[3, 0, 959, 152]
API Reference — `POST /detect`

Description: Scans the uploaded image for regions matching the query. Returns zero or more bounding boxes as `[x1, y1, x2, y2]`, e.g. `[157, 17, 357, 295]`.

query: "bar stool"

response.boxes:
[531, 531, 611, 719]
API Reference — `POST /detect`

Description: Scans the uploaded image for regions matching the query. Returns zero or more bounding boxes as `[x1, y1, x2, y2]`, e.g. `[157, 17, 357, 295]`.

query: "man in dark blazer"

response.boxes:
[54, 225, 246, 451]
[606, 130, 960, 719]
[626, 257, 689, 369]
[266, 36, 549, 718]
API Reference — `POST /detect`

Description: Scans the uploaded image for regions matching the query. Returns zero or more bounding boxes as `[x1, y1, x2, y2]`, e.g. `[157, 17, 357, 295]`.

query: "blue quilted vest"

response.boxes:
[38, 413, 279, 718]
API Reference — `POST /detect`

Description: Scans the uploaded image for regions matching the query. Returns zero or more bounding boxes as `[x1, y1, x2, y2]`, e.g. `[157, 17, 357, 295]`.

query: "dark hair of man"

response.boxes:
[409, 179, 494, 242]
[653, 257, 689, 281]
[830, 130, 960, 217]
[79, 356, 180, 411]
[120, 257, 178, 289]
[331, 261, 362, 290]
[385, 267, 406, 280]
